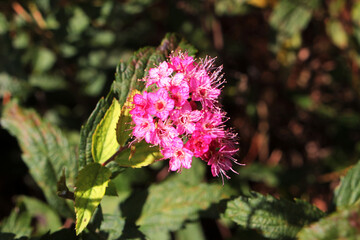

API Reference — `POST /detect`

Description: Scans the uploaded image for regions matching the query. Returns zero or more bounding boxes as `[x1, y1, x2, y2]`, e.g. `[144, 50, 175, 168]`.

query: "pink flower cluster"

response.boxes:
[130, 53, 239, 179]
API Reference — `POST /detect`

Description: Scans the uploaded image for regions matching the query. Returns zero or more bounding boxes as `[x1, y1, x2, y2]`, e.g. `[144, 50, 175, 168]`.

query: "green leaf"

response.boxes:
[175, 222, 206, 240]
[0, 209, 32, 238]
[68, 7, 89, 35]
[29, 74, 66, 91]
[32, 47, 56, 73]
[92, 98, 121, 164]
[99, 214, 126, 240]
[74, 163, 112, 235]
[270, 0, 320, 36]
[115, 141, 163, 168]
[326, 19, 348, 49]
[79, 91, 115, 168]
[224, 192, 325, 239]
[114, 47, 154, 106]
[334, 160, 360, 208]
[17, 196, 62, 236]
[122, 180, 229, 239]
[1, 101, 77, 218]
[297, 203, 360, 240]
[105, 180, 118, 196]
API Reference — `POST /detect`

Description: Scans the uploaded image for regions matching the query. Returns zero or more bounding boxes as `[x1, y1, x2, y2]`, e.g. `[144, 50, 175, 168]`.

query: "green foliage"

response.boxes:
[121, 178, 231, 239]
[1, 101, 76, 218]
[91, 98, 121, 164]
[224, 192, 325, 239]
[74, 163, 112, 235]
[79, 93, 115, 168]
[115, 141, 163, 168]
[3, 0, 360, 239]
[297, 203, 360, 240]
[334, 160, 360, 209]
[270, 0, 320, 37]
[16, 196, 62, 236]
[0, 209, 32, 238]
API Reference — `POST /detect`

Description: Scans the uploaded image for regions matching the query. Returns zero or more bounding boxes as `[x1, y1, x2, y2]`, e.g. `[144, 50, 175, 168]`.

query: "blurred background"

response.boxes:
[1, 0, 360, 236]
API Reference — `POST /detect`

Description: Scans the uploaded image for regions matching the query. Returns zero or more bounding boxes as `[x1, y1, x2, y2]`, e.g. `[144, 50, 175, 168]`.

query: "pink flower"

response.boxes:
[190, 72, 221, 108]
[169, 81, 189, 107]
[148, 88, 175, 120]
[169, 53, 195, 73]
[161, 138, 193, 171]
[129, 92, 150, 117]
[129, 52, 241, 180]
[196, 110, 225, 138]
[171, 102, 202, 134]
[202, 135, 240, 180]
[146, 62, 173, 87]
[132, 115, 155, 143]
[185, 130, 212, 157]
[152, 120, 178, 147]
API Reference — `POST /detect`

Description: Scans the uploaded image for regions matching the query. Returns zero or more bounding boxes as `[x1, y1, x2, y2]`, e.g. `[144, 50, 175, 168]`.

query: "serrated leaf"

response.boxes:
[121, 180, 229, 239]
[79, 91, 115, 168]
[224, 192, 325, 239]
[297, 203, 360, 240]
[114, 141, 163, 168]
[92, 98, 121, 164]
[1, 101, 76, 218]
[74, 163, 112, 235]
[334, 160, 360, 208]
[116, 90, 138, 147]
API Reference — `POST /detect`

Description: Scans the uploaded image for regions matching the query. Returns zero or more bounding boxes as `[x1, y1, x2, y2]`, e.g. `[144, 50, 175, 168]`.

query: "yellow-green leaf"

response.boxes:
[115, 141, 162, 168]
[92, 98, 121, 164]
[74, 163, 111, 235]
[116, 90, 138, 146]
[326, 20, 348, 49]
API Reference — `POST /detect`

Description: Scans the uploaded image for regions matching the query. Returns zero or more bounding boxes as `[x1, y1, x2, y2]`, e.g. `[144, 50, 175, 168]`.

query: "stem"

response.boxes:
[102, 142, 131, 167]
[57, 189, 75, 201]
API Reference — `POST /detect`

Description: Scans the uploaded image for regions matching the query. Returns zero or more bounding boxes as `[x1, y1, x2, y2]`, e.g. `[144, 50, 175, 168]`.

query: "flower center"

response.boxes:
[175, 149, 184, 158]
[199, 89, 207, 97]
[179, 115, 188, 124]
[156, 101, 165, 111]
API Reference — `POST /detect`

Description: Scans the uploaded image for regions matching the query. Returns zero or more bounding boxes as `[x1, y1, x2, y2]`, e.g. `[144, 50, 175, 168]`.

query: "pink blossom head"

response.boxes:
[161, 137, 193, 172]
[148, 88, 175, 120]
[129, 52, 240, 180]
[132, 115, 155, 144]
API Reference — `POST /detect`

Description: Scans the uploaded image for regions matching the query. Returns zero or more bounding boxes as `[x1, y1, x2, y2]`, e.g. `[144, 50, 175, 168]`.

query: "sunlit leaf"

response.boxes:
[326, 20, 348, 49]
[74, 163, 112, 235]
[92, 98, 121, 164]
[115, 141, 162, 168]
